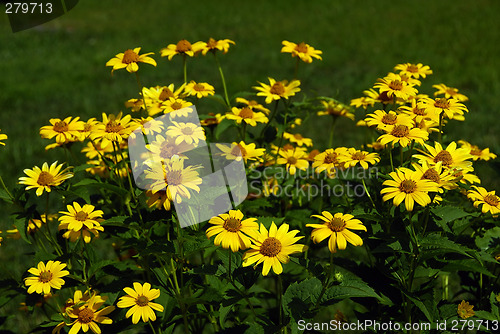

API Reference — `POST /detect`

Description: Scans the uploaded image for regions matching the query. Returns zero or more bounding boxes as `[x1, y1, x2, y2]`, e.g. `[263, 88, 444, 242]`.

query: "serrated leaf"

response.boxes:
[432, 206, 476, 224]
[88, 260, 116, 279]
[404, 293, 436, 322]
[475, 227, 500, 250]
[419, 234, 473, 259]
[440, 259, 495, 277]
[283, 277, 322, 320]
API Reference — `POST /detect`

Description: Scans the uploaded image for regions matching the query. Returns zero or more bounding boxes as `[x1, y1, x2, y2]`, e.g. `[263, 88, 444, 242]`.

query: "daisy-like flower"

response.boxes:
[366, 140, 386, 151]
[338, 148, 380, 169]
[283, 132, 313, 147]
[381, 168, 439, 211]
[0, 129, 7, 146]
[448, 166, 481, 187]
[253, 78, 301, 104]
[433, 83, 468, 102]
[145, 135, 193, 161]
[307, 212, 366, 253]
[58, 202, 104, 232]
[77, 118, 99, 141]
[117, 282, 164, 324]
[276, 149, 309, 175]
[378, 123, 429, 148]
[19, 161, 73, 196]
[40, 117, 85, 144]
[317, 100, 355, 120]
[413, 141, 473, 170]
[162, 98, 193, 117]
[106, 47, 156, 73]
[225, 107, 268, 126]
[217, 141, 265, 163]
[90, 112, 134, 149]
[281, 40, 322, 63]
[242, 222, 307, 276]
[166, 121, 205, 145]
[351, 88, 393, 109]
[312, 148, 348, 176]
[160, 39, 204, 60]
[143, 84, 186, 116]
[235, 97, 270, 114]
[59, 223, 104, 244]
[457, 301, 475, 319]
[200, 113, 225, 127]
[374, 73, 418, 101]
[398, 99, 439, 123]
[364, 110, 414, 130]
[458, 140, 497, 161]
[66, 294, 115, 334]
[467, 186, 500, 215]
[421, 97, 468, 120]
[24, 261, 69, 295]
[129, 117, 164, 139]
[206, 209, 259, 252]
[350, 96, 375, 110]
[412, 161, 456, 192]
[145, 190, 172, 211]
[125, 98, 145, 112]
[394, 63, 432, 79]
[199, 38, 235, 55]
[184, 81, 215, 98]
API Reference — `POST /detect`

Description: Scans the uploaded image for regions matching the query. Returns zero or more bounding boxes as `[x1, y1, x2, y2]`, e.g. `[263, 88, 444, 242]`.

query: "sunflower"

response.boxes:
[374, 73, 418, 101]
[235, 97, 270, 114]
[307, 212, 366, 253]
[166, 121, 205, 146]
[421, 97, 468, 120]
[225, 107, 268, 126]
[66, 294, 115, 334]
[216, 141, 265, 163]
[242, 222, 307, 276]
[338, 148, 380, 169]
[276, 149, 309, 175]
[413, 141, 473, 170]
[378, 123, 429, 148]
[394, 63, 432, 79]
[253, 78, 301, 104]
[433, 83, 468, 102]
[90, 112, 134, 149]
[283, 132, 313, 147]
[364, 110, 414, 130]
[467, 186, 500, 215]
[312, 148, 347, 176]
[381, 168, 439, 211]
[117, 282, 164, 324]
[458, 140, 497, 161]
[281, 40, 323, 63]
[106, 47, 156, 73]
[19, 161, 73, 196]
[206, 210, 259, 252]
[0, 129, 7, 146]
[317, 100, 355, 120]
[58, 202, 104, 232]
[199, 38, 235, 55]
[160, 39, 204, 60]
[40, 117, 85, 144]
[184, 81, 215, 98]
[162, 98, 193, 117]
[24, 261, 70, 295]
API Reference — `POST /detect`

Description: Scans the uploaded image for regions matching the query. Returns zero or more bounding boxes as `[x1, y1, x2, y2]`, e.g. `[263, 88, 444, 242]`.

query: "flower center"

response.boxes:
[327, 217, 346, 232]
[166, 170, 182, 186]
[122, 49, 139, 64]
[206, 38, 218, 49]
[351, 152, 366, 160]
[171, 101, 183, 110]
[193, 84, 206, 92]
[260, 237, 282, 257]
[136, 295, 149, 307]
[37, 171, 54, 186]
[159, 142, 177, 159]
[176, 39, 192, 53]
[106, 120, 123, 133]
[75, 211, 88, 221]
[399, 179, 417, 193]
[470, 146, 481, 156]
[407, 65, 419, 73]
[238, 107, 254, 119]
[77, 307, 94, 324]
[484, 194, 499, 206]
[433, 150, 453, 166]
[422, 169, 440, 183]
[324, 153, 338, 164]
[388, 80, 403, 91]
[382, 113, 398, 125]
[390, 124, 410, 137]
[294, 42, 308, 53]
[270, 82, 285, 95]
[181, 126, 194, 135]
[231, 144, 247, 157]
[159, 88, 174, 101]
[223, 217, 242, 232]
[413, 107, 426, 116]
[287, 156, 298, 164]
[434, 98, 450, 109]
[294, 133, 303, 140]
[53, 121, 69, 133]
[38, 271, 53, 283]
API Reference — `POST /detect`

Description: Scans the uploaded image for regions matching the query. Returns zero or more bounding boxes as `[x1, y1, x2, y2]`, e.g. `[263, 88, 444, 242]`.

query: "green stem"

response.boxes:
[400, 145, 404, 167]
[328, 116, 338, 148]
[0, 174, 14, 200]
[228, 248, 232, 281]
[259, 100, 279, 140]
[278, 275, 285, 333]
[438, 111, 444, 143]
[148, 321, 158, 334]
[388, 145, 394, 172]
[214, 52, 230, 108]
[135, 72, 149, 116]
[362, 178, 376, 210]
[182, 54, 187, 84]
[315, 252, 334, 308]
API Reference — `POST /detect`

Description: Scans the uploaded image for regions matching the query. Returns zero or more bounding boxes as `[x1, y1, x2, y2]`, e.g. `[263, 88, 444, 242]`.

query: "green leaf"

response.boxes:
[253, 216, 285, 229]
[475, 226, 500, 250]
[215, 118, 236, 140]
[419, 233, 474, 259]
[440, 259, 495, 277]
[13, 215, 31, 244]
[101, 216, 128, 227]
[404, 293, 436, 322]
[431, 205, 477, 225]
[0, 188, 13, 203]
[88, 260, 116, 279]
[219, 303, 233, 329]
[283, 277, 322, 319]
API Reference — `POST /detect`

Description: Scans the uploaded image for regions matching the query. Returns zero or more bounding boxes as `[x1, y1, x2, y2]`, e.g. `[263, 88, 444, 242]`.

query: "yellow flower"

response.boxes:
[283, 132, 313, 147]
[24, 261, 69, 295]
[200, 113, 226, 127]
[78, 118, 99, 141]
[90, 112, 134, 149]
[253, 78, 301, 104]
[199, 38, 235, 55]
[467, 186, 500, 215]
[338, 148, 380, 169]
[106, 47, 156, 73]
[60, 224, 104, 244]
[225, 107, 268, 126]
[125, 98, 145, 112]
[146, 190, 172, 211]
[162, 98, 193, 117]
[217, 141, 265, 163]
[206, 210, 259, 252]
[394, 63, 432, 79]
[160, 39, 204, 60]
[276, 149, 309, 175]
[381, 168, 439, 211]
[66, 294, 115, 334]
[19, 161, 73, 196]
[39, 117, 85, 144]
[143, 84, 186, 116]
[242, 222, 307, 276]
[58, 202, 104, 232]
[145, 134, 193, 160]
[433, 83, 468, 102]
[281, 40, 323, 63]
[364, 110, 414, 130]
[312, 148, 347, 177]
[413, 141, 473, 170]
[317, 100, 355, 120]
[184, 81, 215, 98]
[374, 73, 418, 101]
[166, 121, 205, 146]
[412, 161, 456, 192]
[457, 300, 475, 319]
[307, 212, 366, 253]
[378, 124, 429, 148]
[458, 140, 497, 161]
[117, 282, 164, 324]
[398, 99, 439, 123]
[0, 129, 7, 146]
[235, 97, 270, 114]
[129, 117, 165, 139]
[421, 97, 468, 120]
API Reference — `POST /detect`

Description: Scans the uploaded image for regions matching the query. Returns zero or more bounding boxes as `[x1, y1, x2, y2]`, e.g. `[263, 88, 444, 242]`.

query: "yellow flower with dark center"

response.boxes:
[160, 39, 204, 60]
[217, 141, 265, 163]
[129, 117, 164, 139]
[200, 113, 226, 127]
[235, 97, 270, 114]
[312, 147, 348, 176]
[381, 168, 439, 211]
[39, 117, 85, 144]
[338, 148, 380, 169]
[90, 112, 134, 149]
[317, 100, 355, 120]
[162, 98, 193, 117]
[412, 161, 456, 192]
[276, 149, 309, 175]
[19, 161, 73, 196]
[378, 123, 429, 148]
[351, 88, 394, 109]
[142, 84, 186, 116]
[413, 141, 473, 170]
[0, 129, 6, 146]
[145, 134, 193, 161]
[458, 140, 497, 161]
[307, 211, 366, 253]
[66, 294, 115, 333]
[421, 97, 468, 120]
[58, 202, 104, 232]
[394, 63, 432, 79]
[24, 261, 69, 295]
[60, 223, 104, 244]
[467, 186, 500, 215]
[398, 99, 439, 123]
[199, 38, 235, 55]
[125, 98, 145, 112]
[145, 190, 172, 211]
[77, 118, 99, 141]
[433, 83, 468, 102]
[281, 40, 323, 63]
[226, 106, 268, 126]
[242, 222, 307, 276]
[457, 300, 475, 319]
[166, 121, 205, 146]
[283, 132, 313, 147]
[364, 110, 413, 130]
[206, 210, 259, 252]
[374, 73, 418, 101]
[253, 78, 301, 104]
[117, 282, 164, 324]
[448, 166, 480, 187]
[184, 81, 215, 98]
[106, 47, 156, 73]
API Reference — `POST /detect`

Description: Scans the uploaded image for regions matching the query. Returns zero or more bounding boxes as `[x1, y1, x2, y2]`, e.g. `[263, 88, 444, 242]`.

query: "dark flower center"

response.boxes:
[382, 113, 398, 125]
[122, 49, 139, 64]
[136, 295, 149, 307]
[166, 170, 182, 185]
[270, 82, 285, 95]
[294, 42, 308, 53]
[77, 307, 94, 324]
[176, 40, 192, 53]
[106, 120, 123, 133]
[53, 121, 69, 133]
[399, 179, 417, 193]
[327, 217, 346, 232]
[422, 169, 440, 183]
[260, 237, 282, 257]
[434, 98, 450, 109]
[37, 171, 54, 186]
[389, 80, 403, 90]
[433, 150, 453, 166]
[159, 88, 174, 101]
[38, 271, 53, 283]
[239, 107, 254, 119]
[223, 217, 242, 232]
[390, 125, 410, 138]
[484, 194, 499, 206]
[193, 84, 206, 92]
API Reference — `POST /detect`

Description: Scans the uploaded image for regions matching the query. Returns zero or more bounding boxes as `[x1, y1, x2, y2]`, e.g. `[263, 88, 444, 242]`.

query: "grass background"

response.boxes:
[1, 0, 500, 331]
